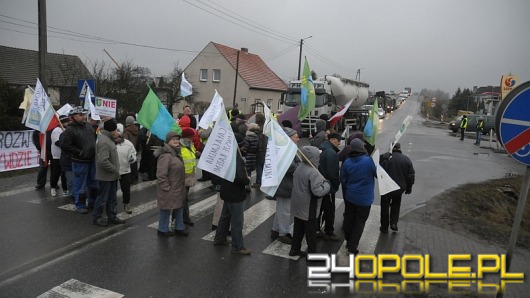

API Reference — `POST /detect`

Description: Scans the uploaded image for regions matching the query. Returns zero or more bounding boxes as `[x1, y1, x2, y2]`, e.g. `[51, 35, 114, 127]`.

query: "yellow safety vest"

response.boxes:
[181, 145, 196, 174]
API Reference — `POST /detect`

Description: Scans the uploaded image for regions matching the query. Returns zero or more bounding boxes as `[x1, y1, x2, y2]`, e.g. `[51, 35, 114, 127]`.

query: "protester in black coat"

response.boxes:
[379, 143, 415, 233]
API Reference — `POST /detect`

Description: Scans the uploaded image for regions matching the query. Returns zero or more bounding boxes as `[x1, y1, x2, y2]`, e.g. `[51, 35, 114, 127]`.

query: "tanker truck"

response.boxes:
[281, 75, 370, 135]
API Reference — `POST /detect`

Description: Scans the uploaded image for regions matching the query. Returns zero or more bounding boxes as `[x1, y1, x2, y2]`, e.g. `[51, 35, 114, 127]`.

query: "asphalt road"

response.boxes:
[0, 96, 525, 297]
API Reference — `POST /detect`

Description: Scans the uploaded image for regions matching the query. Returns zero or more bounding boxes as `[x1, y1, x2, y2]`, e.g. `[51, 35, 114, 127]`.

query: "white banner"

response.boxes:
[180, 73, 193, 97]
[95, 97, 117, 118]
[0, 130, 40, 172]
[372, 148, 400, 196]
[20, 87, 34, 124]
[197, 103, 237, 182]
[260, 103, 298, 197]
[198, 90, 224, 129]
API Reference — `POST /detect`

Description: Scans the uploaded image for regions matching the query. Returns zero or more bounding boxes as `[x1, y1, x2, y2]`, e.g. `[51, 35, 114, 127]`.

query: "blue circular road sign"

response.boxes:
[496, 81, 530, 166]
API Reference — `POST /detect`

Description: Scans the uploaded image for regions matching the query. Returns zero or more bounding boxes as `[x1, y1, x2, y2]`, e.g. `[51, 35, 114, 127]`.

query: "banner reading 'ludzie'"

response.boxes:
[0, 130, 40, 172]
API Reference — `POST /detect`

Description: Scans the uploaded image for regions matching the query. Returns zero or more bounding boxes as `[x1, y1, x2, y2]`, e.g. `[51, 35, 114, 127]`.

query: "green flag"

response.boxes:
[297, 57, 316, 121]
[363, 98, 378, 146]
[137, 86, 181, 141]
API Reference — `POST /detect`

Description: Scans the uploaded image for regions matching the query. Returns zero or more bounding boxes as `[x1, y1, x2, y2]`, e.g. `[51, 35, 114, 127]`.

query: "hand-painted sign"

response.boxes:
[94, 97, 117, 118]
[496, 81, 530, 166]
[0, 130, 40, 172]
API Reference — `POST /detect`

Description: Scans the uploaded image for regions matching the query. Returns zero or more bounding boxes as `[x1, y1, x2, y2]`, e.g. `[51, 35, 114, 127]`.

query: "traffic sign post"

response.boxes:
[495, 81, 530, 298]
[78, 79, 96, 105]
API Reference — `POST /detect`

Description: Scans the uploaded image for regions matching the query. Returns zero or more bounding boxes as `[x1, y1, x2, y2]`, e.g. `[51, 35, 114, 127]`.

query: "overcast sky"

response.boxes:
[1, 0, 529, 97]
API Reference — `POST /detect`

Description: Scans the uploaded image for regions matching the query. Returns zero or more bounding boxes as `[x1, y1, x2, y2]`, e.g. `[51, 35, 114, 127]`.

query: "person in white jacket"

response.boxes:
[116, 123, 137, 214]
[49, 115, 69, 197]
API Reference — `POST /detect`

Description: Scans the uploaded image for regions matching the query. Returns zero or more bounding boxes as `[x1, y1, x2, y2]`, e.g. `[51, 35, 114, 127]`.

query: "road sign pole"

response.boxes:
[497, 166, 530, 298]
[505, 166, 530, 269]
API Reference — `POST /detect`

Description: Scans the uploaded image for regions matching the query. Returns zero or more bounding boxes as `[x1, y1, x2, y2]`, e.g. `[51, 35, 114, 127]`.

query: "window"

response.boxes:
[213, 69, 221, 82]
[200, 69, 208, 81]
[266, 99, 273, 108]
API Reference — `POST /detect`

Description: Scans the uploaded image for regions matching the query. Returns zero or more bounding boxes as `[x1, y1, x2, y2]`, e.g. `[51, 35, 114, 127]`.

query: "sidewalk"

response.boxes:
[375, 207, 530, 297]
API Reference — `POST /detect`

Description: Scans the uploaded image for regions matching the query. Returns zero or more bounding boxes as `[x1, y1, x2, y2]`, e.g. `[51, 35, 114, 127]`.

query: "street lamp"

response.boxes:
[297, 35, 313, 80]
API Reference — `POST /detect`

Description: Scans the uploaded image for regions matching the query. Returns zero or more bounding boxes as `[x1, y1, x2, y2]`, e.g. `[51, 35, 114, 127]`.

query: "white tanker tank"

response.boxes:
[318, 75, 370, 109]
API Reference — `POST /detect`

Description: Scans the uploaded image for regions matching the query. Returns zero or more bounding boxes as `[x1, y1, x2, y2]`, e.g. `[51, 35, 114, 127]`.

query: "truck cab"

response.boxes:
[283, 80, 330, 135]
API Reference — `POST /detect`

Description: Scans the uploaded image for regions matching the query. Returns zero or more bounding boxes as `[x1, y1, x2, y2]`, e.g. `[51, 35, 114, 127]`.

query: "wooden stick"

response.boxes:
[296, 148, 326, 180]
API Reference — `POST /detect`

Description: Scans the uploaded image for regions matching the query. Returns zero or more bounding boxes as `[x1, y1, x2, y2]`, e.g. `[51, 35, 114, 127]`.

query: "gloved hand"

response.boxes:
[405, 187, 412, 194]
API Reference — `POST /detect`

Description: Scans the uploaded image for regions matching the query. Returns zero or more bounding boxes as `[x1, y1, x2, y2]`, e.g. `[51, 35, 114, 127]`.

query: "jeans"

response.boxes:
[72, 161, 97, 209]
[292, 217, 319, 253]
[119, 173, 131, 204]
[272, 197, 293, 236]
[61, 166, 74, 196]
[255, 163, 264, 184]
[343, 201, 371, 251]
[380, 190, 403, 230]
[36, 158, 48, 187]
[159, 208, 185, 232]
[319, 193, 336, 234]
[92, 180, 118, 221]
[475, 130, 482, 145]
[214, 201, 244, 251]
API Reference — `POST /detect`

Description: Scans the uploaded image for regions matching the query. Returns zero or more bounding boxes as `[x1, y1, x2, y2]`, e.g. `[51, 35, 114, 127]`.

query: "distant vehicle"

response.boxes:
[404, 87, 412, 96]
[448, 115, 495, 134]
[377, 107, 386, 119]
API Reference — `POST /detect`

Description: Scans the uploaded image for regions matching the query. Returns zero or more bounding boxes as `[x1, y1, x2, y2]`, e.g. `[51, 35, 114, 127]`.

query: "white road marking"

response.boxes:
[202, 198, 276, 241]
[262, 198, 344, 260]
[148, 194, 218, 229]
[37, 278, 123, 298]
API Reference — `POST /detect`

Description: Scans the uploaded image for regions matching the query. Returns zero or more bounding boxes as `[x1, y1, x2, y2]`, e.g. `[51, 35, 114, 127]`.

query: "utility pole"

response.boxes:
[297, 36, 312, 80]
[232, 50, 240, 108]
[38, 0, 48, 91]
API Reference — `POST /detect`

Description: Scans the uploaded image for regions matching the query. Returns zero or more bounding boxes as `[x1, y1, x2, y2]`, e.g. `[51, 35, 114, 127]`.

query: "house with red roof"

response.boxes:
[182, 42, 286, 115]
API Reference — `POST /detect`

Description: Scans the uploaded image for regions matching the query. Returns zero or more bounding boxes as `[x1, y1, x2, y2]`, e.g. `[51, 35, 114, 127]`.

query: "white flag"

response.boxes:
[260, 102, 298, 197]
[57, 103, 73, 116]
[339, 125, 350, 148]
[390, 115, 413, 151]
[197, 102, 237, 182]
[25, 79, 56, 132]
[180, 73, 193, 97]
[198, 90, 223, 129]
[84, 87, 100, 121]
[328, 98, 354, 127]
[372, 148, 400, 196]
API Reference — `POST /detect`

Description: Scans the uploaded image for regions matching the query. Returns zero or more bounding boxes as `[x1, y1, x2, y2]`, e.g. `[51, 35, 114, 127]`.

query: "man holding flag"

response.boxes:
[24, 79, 60, 190]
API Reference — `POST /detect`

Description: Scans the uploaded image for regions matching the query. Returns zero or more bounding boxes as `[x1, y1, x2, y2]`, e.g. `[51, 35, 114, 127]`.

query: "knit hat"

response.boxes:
[350, 138, 366, 153]
[103, 119, 117, 132]
[328, 133, 343, 141]
[165, 131, 181, 143]
[393, 142, 401, 150]
[283, 127, 297, 137]
[59, 115, 70, 123]
[181, 127, 195, 139]
[126, 116, 135, 125]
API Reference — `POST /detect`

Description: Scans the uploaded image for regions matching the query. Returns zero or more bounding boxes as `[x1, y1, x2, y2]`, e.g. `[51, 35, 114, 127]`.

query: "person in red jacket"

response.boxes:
[178, 115, 202, 152]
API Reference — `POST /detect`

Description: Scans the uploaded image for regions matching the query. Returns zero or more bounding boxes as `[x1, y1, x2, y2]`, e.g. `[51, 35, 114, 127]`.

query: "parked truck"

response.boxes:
[281, 75, 370, 135]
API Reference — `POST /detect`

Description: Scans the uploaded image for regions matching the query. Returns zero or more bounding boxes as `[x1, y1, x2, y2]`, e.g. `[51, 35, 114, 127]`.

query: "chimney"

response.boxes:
[240, 47, 248, 53]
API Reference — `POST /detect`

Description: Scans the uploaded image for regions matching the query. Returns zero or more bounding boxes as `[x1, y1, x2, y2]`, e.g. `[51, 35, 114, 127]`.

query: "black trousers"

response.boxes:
[36, 158, 48, 187]
[343, 201, 371, 251]
[119, 173, 131, 204]
[292, 217, 319, 253]
[318, 193, 336, 234]
[184, 186, 191, 222]
[50, 159, 62, 189]
[460, 127, 466, 140]
[380, 190, 403, 229]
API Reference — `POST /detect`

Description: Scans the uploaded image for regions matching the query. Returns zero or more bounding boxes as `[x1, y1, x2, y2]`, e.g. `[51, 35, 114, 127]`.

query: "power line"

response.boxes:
[182, 0, 298, 45]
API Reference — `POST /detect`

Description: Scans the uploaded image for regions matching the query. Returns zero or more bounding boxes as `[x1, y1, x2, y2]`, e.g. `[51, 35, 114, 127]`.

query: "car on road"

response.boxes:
[448, 114, 495, 134]
[377, 107, 386, 119]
